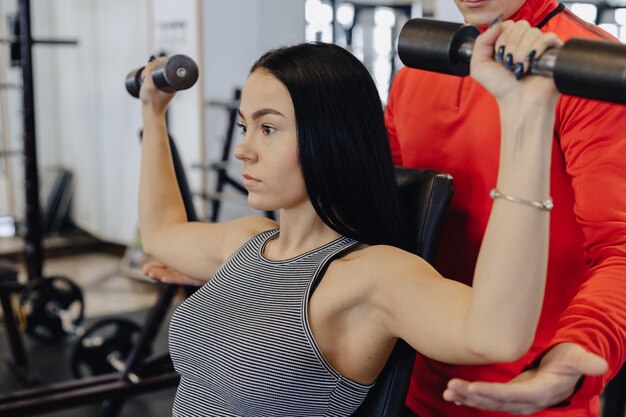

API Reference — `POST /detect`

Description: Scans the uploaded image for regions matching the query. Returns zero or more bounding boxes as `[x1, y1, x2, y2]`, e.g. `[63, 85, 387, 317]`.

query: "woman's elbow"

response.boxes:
[468, 333, 534, 364]
[138, 228, 163, 257]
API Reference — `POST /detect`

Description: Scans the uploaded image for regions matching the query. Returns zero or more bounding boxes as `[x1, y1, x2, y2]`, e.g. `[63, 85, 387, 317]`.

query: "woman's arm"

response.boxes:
[138, 58, 274, 280]
[378, 20, 561, 364]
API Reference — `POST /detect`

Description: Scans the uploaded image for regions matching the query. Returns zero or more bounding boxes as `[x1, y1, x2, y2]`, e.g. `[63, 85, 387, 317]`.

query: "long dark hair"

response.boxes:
[251, 43, 404, 249]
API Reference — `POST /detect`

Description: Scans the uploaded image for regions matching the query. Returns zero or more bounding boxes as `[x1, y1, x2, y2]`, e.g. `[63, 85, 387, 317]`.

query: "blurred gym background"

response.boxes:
[0, 1, 623, 416]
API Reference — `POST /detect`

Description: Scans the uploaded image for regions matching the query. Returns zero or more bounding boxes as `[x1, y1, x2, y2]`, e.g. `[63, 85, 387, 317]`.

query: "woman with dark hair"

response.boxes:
[250, 43, 405, 250]
[139, 19, 559, 417]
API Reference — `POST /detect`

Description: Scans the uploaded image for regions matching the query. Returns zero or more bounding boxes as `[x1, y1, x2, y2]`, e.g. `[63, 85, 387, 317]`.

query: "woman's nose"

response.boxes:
[234, 139, 257, 163]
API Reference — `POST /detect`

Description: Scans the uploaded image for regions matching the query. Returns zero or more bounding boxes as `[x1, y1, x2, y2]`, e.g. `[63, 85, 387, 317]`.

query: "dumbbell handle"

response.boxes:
[398, 18, 626, 105]
[455, 39, 559, 77]
[125, 54, 199, 98]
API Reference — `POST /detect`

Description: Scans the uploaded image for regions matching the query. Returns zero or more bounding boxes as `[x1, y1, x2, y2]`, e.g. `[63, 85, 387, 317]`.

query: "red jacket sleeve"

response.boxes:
[385, 76, 404, 166]
[548, 94, 626, 401]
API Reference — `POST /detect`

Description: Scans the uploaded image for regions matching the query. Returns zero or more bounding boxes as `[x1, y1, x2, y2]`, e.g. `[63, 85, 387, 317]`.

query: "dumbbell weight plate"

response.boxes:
[71, 318, 148, 378]
[19, 275, 85, 343]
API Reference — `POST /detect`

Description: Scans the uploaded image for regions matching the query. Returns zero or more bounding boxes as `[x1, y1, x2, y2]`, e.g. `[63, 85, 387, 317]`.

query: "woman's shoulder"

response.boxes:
[221, 215, 278, 257]
[334, 244, 436, 285]
[228, 215, 277, 232]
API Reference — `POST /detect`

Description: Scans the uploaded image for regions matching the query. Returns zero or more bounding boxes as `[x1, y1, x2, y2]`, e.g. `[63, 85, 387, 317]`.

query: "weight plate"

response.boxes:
[19, 275, 84, 343]
[71, 318, 147, 378]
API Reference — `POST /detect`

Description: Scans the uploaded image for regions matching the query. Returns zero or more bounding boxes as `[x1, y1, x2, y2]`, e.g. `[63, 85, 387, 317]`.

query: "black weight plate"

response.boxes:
[71, 318, 147, 378]
[19, 275, 84, 343]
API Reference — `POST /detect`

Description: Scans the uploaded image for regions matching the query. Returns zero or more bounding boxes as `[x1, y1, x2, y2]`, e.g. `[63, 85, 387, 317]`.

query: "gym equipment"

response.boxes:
[0, 0, 84, 386]
[125, 54, 199, 98]
[0, 261, 38, 386]
[0, 135, 193, 417]
[5, 13, 78, 67]
[398, 18, 626, 105]
[19, 276, 85, 343]
[71, 318, 147, 381]
[42, 168, 75, 236]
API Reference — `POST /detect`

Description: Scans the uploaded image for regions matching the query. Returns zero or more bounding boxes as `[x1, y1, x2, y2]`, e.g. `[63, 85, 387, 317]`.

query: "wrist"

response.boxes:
[142, 106, 167, 121]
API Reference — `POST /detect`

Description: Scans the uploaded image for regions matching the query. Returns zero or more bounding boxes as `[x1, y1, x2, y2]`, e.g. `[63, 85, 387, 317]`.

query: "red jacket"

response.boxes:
[385, 1, 626, 416]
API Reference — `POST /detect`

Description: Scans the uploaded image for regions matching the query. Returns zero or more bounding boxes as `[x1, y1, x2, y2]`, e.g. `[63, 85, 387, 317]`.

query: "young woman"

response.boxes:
[139, 19, 560, 417]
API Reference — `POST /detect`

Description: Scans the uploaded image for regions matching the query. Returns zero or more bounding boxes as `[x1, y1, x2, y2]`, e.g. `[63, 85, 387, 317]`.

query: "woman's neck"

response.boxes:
[268, 205, 341, 261]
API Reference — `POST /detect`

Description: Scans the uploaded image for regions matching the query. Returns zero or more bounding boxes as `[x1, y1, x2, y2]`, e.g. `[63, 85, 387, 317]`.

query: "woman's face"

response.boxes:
[234, 69, 307, 212]
[454, 0, 526, 27]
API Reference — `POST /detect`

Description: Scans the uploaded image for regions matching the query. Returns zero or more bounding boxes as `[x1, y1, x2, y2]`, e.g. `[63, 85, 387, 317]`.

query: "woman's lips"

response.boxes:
[242, 173, 261, 187]
[462, 0, 490, 8]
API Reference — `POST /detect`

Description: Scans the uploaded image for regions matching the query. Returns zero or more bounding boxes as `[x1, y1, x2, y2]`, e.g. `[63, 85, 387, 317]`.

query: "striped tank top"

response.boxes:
[169, 229, 373, 417]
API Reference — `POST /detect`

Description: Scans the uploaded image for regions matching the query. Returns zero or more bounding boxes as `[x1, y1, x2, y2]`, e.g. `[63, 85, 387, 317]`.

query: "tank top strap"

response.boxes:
[308, 235, 360, 294]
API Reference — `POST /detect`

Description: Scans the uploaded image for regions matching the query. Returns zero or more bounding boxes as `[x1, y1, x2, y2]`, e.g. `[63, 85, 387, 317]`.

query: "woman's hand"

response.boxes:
[443, 343, 608, 414]
[471, 19, 563, 106]
[143, 261, 206, 286]
[139, 56, 176, 114]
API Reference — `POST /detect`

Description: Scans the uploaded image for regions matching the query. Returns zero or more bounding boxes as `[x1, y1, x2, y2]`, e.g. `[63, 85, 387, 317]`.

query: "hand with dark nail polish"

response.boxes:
[497, 45, 506, 63]
[514, 63, 524, 80]
[504, 53, 513, 70]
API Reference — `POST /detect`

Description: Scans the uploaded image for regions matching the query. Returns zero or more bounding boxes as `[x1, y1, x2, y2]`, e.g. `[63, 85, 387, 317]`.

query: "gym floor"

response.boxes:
[0, 236, 181, 417]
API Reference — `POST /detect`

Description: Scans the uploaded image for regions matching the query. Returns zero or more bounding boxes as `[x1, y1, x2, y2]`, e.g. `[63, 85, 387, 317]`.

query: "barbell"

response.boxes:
[398, 18, 626, 105]
[125, 54, 199, 98]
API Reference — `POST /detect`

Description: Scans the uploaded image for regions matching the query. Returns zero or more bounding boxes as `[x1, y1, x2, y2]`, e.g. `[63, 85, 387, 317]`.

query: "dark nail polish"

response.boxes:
[497, 45, 505, 62]
[489, 14, 504, 28]
[514, 63, 524, 80]
[148, 55, 156, 62]
[505, 53, 513, 70]
[527, 50, 537, 62]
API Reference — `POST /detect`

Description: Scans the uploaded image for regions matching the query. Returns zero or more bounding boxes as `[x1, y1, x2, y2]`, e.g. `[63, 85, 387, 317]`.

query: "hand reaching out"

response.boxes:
[443, 343, 608, 415]
[143, 261, 206, 287]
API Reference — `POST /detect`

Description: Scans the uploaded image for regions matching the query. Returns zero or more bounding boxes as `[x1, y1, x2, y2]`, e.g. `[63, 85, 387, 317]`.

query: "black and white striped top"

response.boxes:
[169, 229, 372, 417]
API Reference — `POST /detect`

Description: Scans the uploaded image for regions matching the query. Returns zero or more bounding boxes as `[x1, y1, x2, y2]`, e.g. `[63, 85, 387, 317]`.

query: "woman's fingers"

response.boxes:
[495, 21, 563, 79]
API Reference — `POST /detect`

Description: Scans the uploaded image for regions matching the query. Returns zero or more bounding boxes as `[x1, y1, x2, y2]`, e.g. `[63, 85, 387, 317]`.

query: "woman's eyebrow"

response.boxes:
[238, 108, 285, 121]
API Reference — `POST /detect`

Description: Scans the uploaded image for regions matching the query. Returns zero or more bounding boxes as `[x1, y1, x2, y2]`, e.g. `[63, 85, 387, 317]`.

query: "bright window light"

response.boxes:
[599, 23, 619, 37]
[615, 8, 626, 26]
[337, 3, 355, 28]
[374, 8, 396, 28]
[374, 26, 392, 55]
[305, 0, 333, 25]
[570, 3, 597, 23]
[374, 57, 391, 103]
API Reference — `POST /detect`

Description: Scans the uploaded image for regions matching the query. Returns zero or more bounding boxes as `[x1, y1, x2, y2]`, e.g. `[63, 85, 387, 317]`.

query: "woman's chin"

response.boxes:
[247, 197, 278, 213]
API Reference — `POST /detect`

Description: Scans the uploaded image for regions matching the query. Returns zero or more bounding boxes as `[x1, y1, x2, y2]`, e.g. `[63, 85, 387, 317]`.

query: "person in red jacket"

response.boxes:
[386, 0, 626, 416]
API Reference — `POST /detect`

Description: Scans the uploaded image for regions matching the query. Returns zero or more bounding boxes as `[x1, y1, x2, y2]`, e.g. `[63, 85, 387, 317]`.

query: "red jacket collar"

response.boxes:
[511, 0, 560, 26]
[477, 0, 561, 31]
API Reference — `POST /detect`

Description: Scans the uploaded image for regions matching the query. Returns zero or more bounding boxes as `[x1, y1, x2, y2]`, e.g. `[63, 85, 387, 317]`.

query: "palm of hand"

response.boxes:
[443, 343, 608, 415]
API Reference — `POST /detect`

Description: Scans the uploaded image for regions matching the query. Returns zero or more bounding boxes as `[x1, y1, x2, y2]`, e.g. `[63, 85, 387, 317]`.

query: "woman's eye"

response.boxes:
[236, 122, 247, 134]
[262, 125, 276, 135]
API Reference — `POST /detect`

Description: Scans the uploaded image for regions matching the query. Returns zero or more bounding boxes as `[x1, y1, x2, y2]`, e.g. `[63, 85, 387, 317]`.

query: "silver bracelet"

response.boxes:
[489, 188, 553, 211]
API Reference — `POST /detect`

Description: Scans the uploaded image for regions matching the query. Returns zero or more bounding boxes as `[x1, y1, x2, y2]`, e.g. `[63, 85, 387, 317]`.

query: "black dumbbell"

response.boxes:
[125, 54, 199, 98]
[398, 18, 626, 105]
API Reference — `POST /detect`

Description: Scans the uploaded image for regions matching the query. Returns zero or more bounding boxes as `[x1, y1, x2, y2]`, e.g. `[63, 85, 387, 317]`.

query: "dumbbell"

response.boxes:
[398, 18, 626, 105]
[125, 54, 199, 98]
